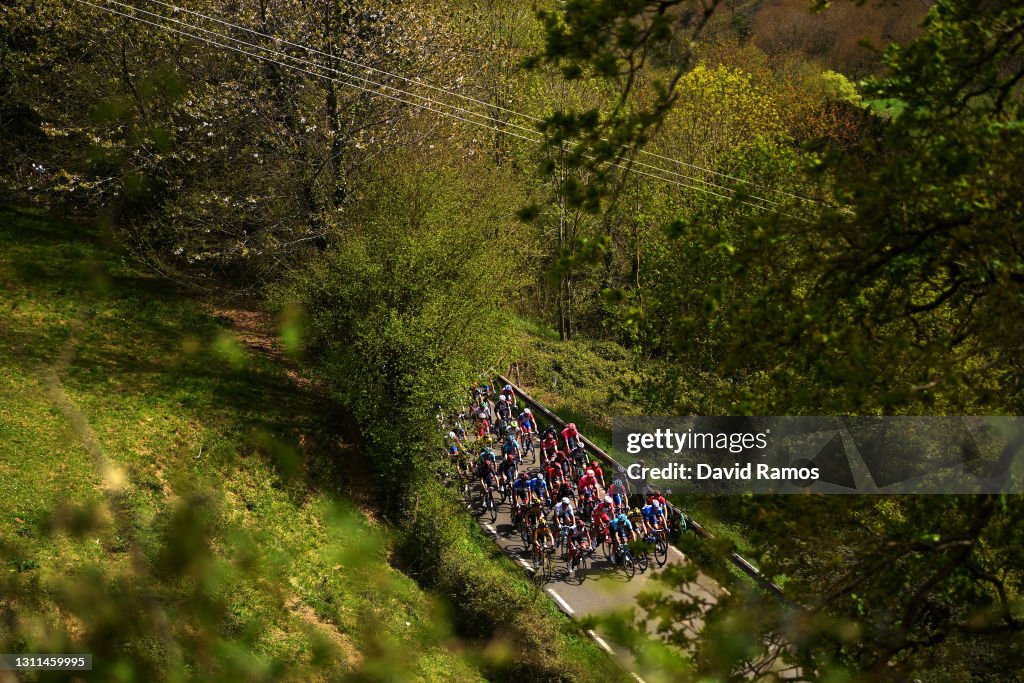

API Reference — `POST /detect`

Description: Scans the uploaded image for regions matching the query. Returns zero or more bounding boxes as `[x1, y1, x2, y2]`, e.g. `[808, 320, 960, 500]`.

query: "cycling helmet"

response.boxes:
[562, 497, 570, 506]
[537, 518, 548, 527]
[652, 500, 661, 510]
[519, 472, 528, 480]
[631, 507, 641, 516]
[504, 384, 512, 390]
[524, 408, 532, 415]
[568, 423, 576, 429]
[498, 395, 506, 402]
[616, 513, 629, 523]
[534, 474, 541, 480]
[604, 495, 612, 504]
[586, 469, 594, 476]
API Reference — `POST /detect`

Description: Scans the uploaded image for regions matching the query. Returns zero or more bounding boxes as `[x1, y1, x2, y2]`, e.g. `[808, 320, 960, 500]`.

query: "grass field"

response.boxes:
[0, 204, 485, 681]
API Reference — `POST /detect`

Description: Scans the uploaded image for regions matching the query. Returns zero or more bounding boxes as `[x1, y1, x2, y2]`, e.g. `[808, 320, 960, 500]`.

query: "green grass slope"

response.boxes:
[0, 204, 484, 682]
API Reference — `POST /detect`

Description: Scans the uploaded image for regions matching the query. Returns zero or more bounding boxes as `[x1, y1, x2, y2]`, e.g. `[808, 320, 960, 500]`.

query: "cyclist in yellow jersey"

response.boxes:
[533, 517, 554, 554]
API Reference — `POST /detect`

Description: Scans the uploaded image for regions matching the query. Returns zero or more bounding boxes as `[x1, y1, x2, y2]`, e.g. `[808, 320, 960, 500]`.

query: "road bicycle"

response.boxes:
[480, 484, 498, 523]
[567, 542, 590, 584]
[519, 430, 535, 464]
[613, 540, 637, 579]
[533, 542, 554, 584]
[649, 526, 669, 566]
[556, 522, 571, 559]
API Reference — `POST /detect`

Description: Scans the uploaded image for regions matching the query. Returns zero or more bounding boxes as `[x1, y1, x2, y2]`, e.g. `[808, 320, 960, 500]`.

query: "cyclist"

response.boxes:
[569, 444, 589, 478]
[594, 494, 615, 524]
[533, 516, 554, 556]
[531, 473, 550, 507]
[447, 441, 461, 470]
[562, 422, 581, 452]
[593, 511, 612, 552]
[512, 472, 533, 521]
[643, 498, 667, 537]
[553, 449, 571, 479]
[501, 383, 516, 407]
[478, 445, 497, 468]
[540, 427, 558, 460]
[608, 512, 635, 558]
[610, 487, 629, 515]
[496, 394, 512, 422]
[501, 431, 520, 463]
[452, 423, 466, 445]
[526, 496, 546, 530]
[544, 457, 563, 488]
[578, 468, 600, 499]
[589, 460, 605, 489]
[628, 506, 647, 537]
[476, 453, 497, 497]
[554, 494, 575, 522]
[499, 450, 518, 488]
[475, 413, 491, 440]
[568, 517, 593, 567]
[540, 423, 557, 456]
[552, 477, 575, 508]
[517, 410, 534, 456]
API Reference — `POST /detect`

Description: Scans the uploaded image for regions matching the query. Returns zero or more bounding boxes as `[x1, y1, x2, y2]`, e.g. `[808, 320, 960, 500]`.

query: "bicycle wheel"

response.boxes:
[622, 552, 636, 579]
[654, 535, 668, 566]
[636, 548, 650, 573]
[602, 536, 612, 561]
[576, 553, 587, 584]
[489, 493, 498, 523]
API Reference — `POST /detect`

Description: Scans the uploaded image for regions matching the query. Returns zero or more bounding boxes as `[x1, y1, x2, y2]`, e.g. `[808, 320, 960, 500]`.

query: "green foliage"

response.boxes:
[0, 205, 485, 681]
[270, 154, 520, 497]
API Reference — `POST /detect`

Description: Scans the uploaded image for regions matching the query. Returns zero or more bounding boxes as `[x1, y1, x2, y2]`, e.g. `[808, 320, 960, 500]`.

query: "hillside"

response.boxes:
[0, 204, 484, 681]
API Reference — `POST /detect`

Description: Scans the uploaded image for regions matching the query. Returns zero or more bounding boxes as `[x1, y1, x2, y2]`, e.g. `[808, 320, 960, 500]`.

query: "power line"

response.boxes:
[116, 0, 787, 209]
[137, 0, 824, 208]
[75, 0, 802, 216]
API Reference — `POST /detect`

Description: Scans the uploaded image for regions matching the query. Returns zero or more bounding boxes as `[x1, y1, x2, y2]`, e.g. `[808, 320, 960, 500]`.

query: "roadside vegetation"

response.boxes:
[3, 0, 1022, 681]
[0, 204, 618, 681]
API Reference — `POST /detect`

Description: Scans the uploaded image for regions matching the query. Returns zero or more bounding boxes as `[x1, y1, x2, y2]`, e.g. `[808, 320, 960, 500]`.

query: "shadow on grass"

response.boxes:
[1, 203, 362, 508]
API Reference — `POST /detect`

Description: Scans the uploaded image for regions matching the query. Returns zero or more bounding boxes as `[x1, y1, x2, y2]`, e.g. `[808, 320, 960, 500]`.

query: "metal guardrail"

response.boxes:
[496, 374, 786, 601]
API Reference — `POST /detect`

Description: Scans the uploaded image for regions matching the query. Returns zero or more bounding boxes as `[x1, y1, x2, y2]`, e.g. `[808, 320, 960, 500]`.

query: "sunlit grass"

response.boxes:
[0, 204, 484, 680]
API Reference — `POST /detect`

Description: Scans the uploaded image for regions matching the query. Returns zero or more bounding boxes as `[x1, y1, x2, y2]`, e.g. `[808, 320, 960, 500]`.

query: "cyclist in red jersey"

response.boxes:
[578, 468, 599, 497]
[589, 460, 605, 489]
[540, 432, 558, 461]
[562, 422, 581, 451]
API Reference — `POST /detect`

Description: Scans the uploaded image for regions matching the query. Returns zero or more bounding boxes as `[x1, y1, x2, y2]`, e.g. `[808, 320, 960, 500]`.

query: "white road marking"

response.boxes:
[484, 523, 496, 534]
[546, 588, 575, 615]
[586, 629, 615, 655]
[516, 557, 533, 571]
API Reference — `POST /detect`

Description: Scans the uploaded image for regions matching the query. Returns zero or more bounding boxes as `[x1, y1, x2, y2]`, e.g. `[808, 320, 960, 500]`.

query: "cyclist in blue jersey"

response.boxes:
[517, 407, 534, 433]
[530, 473, 550, 506]
[608, 512, 635, 557]
[513, 471, 533, 510]
[501, 432, 520, 461]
